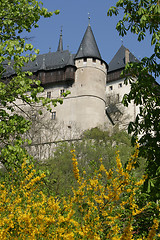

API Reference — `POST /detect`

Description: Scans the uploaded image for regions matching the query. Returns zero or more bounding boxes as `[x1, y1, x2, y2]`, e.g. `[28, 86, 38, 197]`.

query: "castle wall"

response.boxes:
[13, 58, 107, 145]
[106, 77, 139, 129]
[34, 58, 107, 133]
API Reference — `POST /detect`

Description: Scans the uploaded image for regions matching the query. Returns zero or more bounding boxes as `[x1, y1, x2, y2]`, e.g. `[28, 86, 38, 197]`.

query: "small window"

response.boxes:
[47, 92, 51, 98]
[83, 58, 87, 62]
[51, 111, 56, 120]
[92, 58, 96, 63]
[60, 89, 65, 96]
[117, 94, 120, 102]
[118, 83, 122, 88]
[109, 86, 113, 91]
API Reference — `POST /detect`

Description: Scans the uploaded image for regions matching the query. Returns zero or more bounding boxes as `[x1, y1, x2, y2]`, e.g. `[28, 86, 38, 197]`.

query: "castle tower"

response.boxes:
[73, 24, 108, 130]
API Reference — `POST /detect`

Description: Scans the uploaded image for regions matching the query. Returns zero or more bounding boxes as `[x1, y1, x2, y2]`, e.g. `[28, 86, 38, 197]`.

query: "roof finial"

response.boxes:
[88, 12, 91, 26]
[60, 25, 63, 35]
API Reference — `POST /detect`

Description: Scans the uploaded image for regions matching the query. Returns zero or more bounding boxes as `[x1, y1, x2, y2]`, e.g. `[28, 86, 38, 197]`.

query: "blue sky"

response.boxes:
[25, 0, 158, 81]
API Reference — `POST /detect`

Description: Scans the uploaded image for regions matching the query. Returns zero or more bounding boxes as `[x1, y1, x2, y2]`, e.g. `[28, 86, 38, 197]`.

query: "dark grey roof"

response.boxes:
[24, 50, 74, 72]
[66, 54, 76, 67]
[3, 50, 75, 77]
[75, 25, 102, 60]
[108, 45, 139, 72]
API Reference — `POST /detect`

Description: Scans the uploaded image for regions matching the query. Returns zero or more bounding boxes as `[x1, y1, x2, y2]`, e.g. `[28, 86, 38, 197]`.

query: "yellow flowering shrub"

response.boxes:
[0, 145, 159, 239]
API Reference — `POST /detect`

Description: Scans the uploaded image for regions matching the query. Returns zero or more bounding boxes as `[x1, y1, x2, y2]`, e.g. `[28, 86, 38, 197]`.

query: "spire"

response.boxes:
[88, 12, 91, 26]
[57, 26, 63, 52]
[75, 24, 102, 60]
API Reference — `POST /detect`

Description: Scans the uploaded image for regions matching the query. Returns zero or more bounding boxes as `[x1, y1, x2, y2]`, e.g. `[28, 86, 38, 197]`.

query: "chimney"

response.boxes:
[125, 48, 130, 64]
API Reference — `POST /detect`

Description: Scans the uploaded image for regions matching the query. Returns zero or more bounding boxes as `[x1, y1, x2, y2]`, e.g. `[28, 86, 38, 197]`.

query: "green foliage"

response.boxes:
[35, 128, 146, 197]
[0, 0, 60, 170]
[0, 146, 159, 239]
[133, 192, 160, 238]
[108, 0, 160, 201]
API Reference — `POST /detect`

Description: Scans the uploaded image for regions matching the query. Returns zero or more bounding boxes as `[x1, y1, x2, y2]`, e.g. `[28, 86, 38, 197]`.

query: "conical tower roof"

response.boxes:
[75, 25, 102, 60]
[108, 45, 139, 72]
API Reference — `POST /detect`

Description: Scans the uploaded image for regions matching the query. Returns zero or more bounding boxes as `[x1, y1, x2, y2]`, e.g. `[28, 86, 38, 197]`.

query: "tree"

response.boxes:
[108, 0, 160, 201]
[0, 0, 60, 171]
[1, 143, 158, 239]
[34, 127, 146, 197]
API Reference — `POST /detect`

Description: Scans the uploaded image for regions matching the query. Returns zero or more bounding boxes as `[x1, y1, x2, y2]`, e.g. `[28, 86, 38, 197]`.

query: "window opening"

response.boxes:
[51, 111, 56, 120]
[47, 92, 51, 98]
[60, 89, 65, 96]
[109, 86, 113, 91]
[117, 94, 120, 102]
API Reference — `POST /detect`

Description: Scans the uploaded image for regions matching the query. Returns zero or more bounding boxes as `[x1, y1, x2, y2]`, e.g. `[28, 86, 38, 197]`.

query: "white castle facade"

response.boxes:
[7, 24, 140, 159]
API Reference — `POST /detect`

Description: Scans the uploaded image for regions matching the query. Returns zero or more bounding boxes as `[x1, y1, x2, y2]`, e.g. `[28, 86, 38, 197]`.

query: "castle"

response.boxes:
[6, 23, 140, 159]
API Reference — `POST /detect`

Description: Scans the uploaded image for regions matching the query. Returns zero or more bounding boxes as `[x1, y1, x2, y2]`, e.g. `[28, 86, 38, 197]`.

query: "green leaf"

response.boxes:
[54, 10, 60, 15]
[147, 180, 151, 193]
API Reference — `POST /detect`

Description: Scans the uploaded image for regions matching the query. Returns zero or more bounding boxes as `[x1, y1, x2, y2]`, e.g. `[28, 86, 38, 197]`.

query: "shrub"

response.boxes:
[35, 128, 146, 197]
[0, 145, 159, 239]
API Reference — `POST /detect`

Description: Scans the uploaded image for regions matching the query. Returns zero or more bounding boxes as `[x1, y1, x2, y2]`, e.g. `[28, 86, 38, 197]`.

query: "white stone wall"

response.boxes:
[13, 57, 107, 144]
[74, 58, 107, 130]
[106, 78, 139, 129]
[33, 57, 107, 134]
[8, 61, 142, 160]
